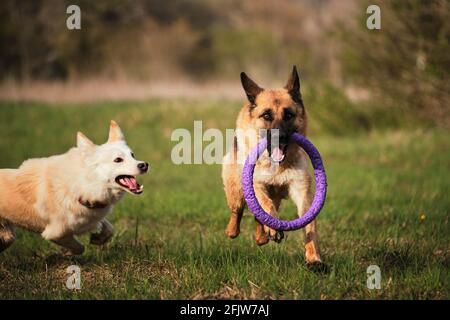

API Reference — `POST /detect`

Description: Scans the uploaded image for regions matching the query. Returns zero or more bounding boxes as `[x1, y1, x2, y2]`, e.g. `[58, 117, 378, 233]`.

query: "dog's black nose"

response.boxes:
[138, 162, 149, 173]
[270, 130, 289, 146]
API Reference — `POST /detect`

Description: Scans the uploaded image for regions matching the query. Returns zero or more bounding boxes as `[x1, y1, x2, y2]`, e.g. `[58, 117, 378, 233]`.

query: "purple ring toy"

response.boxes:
[242, 132, 327, 231]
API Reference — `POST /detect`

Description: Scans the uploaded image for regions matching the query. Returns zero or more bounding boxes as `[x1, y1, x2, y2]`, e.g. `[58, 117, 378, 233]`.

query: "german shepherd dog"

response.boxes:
[222, 66, 321, 265]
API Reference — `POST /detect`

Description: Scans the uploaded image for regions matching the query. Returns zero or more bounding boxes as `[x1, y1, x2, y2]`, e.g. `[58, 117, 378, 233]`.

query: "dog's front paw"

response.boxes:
[90, 232, 113, 246]
[306, 259, 328, 273]
[264, 226, 284, 243]
[90, 220, 114, 246]
[225, 223, 240, 239]
[255, 232, 270, 246]
[270, 230, 284, 243]
[61, 245, 85, 256]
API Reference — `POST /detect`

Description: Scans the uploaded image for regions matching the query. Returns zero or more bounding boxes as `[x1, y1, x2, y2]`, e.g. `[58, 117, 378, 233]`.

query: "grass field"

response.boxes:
[0, 100, 448, 299]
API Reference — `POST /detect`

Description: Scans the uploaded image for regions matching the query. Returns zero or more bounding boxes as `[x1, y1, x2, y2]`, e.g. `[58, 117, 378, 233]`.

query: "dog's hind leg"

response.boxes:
[222, 154, 245, 239]
[263, 190, 285, 243]
[223, 174, 245, 239]
[289, 172, 322, 265]
[0, 219, 16, 253]
[255, 221, 269, 246]
[42, 226, 85, 255]
[50, 234, 85, 256]
[90, 219, 114, 245]
[254, 186, 284, 245]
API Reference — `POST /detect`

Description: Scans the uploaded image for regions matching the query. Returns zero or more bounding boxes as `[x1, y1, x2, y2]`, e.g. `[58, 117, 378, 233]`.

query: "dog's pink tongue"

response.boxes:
[271, 147, 285, 162]
[125, 177, 138, 189]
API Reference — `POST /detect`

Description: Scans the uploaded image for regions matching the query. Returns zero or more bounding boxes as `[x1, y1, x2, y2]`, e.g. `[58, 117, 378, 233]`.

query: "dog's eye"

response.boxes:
[262, 113, 273, 121]
[131, 152, 135, 159]
[284, 112, 295, 120]
[114, 157, 124, 163]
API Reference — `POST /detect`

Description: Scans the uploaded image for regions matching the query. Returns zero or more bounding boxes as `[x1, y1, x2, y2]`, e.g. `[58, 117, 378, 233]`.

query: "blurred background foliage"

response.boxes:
[0, 0, 448, 129]
[337, 0, 450, 128]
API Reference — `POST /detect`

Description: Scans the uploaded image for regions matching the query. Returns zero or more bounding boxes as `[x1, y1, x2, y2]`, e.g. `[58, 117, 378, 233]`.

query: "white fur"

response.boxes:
[0, 121, 148, 254]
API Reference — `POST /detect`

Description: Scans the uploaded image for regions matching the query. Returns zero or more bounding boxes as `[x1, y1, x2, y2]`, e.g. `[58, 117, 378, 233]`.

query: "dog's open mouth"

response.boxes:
[115, 175, 143, 195]
[269, 144, 288, 163]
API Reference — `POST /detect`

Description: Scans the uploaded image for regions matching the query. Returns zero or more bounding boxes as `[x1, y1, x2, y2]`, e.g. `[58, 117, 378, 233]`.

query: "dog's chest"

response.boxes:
[251, 153, 309, 187]
[253, 165, 293, 186]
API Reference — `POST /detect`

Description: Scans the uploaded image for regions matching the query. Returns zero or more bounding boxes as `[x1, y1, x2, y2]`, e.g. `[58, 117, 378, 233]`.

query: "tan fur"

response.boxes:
[0, 121, 148, 255]
[222, 67, 321, 264]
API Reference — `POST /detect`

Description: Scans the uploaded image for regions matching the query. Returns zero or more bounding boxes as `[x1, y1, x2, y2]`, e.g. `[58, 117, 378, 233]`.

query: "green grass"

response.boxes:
[0, 100, 448, 299]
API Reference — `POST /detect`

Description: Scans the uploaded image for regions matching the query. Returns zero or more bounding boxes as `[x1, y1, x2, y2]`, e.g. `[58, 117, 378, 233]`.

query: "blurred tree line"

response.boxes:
[0, 0, 448, 126]
[338, 0, 449, 127]
[0, 0, 341, 81]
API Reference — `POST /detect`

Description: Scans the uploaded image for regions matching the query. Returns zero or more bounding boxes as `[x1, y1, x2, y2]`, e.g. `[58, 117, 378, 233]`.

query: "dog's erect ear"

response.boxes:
[284, 65, 301, 104]
[108, 120, 125, 143]
[240, 72, 263, 105]
[77, 132, 94, 149]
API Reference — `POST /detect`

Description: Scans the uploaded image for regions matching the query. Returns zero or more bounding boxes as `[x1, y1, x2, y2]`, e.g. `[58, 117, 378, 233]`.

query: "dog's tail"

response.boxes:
[0, 218, 15, 253]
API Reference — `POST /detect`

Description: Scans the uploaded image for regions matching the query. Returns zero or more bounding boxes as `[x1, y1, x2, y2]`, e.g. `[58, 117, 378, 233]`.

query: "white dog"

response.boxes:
[0, 120, 149, 255]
